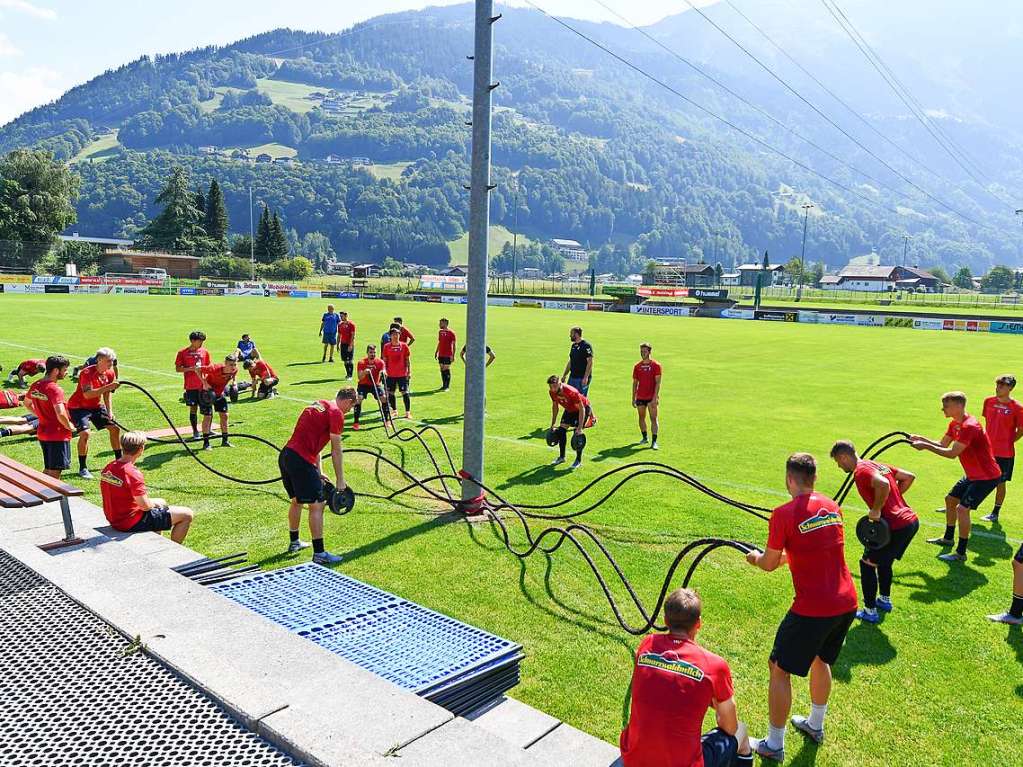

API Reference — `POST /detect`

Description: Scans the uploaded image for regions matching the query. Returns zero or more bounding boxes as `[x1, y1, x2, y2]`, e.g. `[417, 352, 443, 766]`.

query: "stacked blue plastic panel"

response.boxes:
[211, 564, 523, 716]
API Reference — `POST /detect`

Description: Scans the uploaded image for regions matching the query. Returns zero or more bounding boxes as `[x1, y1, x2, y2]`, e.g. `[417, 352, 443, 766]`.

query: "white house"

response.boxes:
[549, 238, 588, 262]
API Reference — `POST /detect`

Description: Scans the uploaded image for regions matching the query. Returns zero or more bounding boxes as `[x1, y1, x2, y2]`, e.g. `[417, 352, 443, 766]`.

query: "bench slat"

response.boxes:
[0, 454, 84, 498]
[0, 476, 46, 507]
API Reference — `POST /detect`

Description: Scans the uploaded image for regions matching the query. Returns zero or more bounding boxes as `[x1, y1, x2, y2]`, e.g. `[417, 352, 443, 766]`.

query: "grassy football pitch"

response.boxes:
[1, 294, 1021, 764]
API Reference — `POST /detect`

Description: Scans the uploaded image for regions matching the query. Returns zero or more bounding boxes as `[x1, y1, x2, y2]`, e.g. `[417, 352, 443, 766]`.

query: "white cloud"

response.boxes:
[0, 0, 57, 20]
[0, 33, 22, 56]
[0, 67, 64, 125]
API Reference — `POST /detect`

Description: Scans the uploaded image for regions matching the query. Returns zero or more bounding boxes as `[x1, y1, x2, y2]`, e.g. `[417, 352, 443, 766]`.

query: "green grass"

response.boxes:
[2, 294, 1022, 765]
[70, 131, 121, 164]
[255, 78, 324, 113]
[366, 162, 412, 183]
[447, 225, 532, 265]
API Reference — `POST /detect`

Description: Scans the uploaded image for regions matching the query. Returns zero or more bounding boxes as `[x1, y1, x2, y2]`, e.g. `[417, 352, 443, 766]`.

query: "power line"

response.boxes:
[677, 0, 981, 226]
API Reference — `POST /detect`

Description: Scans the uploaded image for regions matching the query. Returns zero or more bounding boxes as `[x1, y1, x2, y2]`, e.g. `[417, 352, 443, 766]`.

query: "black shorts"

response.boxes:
[25, 413, 38, 426]
[560, 405, 591, 429]
[1014, 542, 1023, 564]
[70, 407, 113, 432]
[997, 456, 1014, 483]
[863, 518, 919, 567]
[949, 476, 1001, 510]
[40, 440, 71, 471]
[357, 383, 383, 399]
[183, 390, 203, 407]
[438, 356, 453, 366]
[386, 376, 409, 393]
[635, 399, 652, 407]
[199, 395, 228, 416]
[701, 728, 739, 767]
[770, 609, 856, 677]
[279, 447, 323, 504]
[128, 506, 173, 533]
[339, 343, 354, 362]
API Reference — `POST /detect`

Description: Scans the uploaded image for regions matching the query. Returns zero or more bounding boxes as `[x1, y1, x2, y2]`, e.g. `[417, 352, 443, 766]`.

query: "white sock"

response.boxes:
[766, 724, 786, 751]
[807, 703, 828, 730]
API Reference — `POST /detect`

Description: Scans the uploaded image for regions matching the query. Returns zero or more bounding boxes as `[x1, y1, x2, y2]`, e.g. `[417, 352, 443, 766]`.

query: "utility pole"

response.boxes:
[512, 183, 519, 294]
[461, 0, 499, 511]
[797, 203, 813, 301]
[902, 234, 909, 269]
[249, 187, 255, 281]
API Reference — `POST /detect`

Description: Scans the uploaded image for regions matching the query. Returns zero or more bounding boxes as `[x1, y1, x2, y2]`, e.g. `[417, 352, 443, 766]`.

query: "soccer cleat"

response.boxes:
[750, 738, 784, 762]
[982, 512, 999, 523]
[651, 441, 659, 450]
[221, 440, 234, 448]
[329, 358, 335, 363]
[551, 456, 565, 466]
[287, 540, 310, 554]
[856, 608, 880, 624]
[312, 550, 344, 566]
[405, 412, 412, 419]
[791, 715, 825, 745]
[352, 422, 360, 431]
[987, 612, 1023, 625]
[926, 536, 953, 546]
[938, 552, 966, 562]
[78, 468, 94, 480]
[570, 459, 582, 470]
[639, 435, 648, 444]
[201, 442, 212, 451]
[876, 597, 893, 613]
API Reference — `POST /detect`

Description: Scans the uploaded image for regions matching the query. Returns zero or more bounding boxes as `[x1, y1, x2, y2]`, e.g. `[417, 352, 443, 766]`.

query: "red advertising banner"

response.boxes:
[637, 287, 688, 297]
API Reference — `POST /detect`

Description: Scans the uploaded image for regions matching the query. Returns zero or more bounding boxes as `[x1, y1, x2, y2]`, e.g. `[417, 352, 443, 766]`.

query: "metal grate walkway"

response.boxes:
[0, 549, 302, 767]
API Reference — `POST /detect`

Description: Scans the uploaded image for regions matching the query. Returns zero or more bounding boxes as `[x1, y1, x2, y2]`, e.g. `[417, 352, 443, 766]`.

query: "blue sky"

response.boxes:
[0, 0, 713, 126]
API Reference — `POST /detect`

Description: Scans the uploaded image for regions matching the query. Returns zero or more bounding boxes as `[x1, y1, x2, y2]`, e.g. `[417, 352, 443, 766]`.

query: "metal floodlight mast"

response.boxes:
[797, 203, 813, 301]
[461, 0, 500, 506]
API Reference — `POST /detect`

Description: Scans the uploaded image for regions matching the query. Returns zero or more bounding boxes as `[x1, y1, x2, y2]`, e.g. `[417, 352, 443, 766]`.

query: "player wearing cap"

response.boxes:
[279, 388, 358, 564]
[100, 431, 194, 543]
[980, 375, 1023, 523]
[620, 588, 753, 767]
[338, 311, 357, 380]
[632, 343, 662, 450]
[67, 347, 121, 479]
[6, 359, 44, 388]
[436, 318, 456, 391]
[382, 328, 412, 419]
[174, 331, 211, 439]
[561, 326, 593, 396]
[911, 391, 1002, 562]
[247, 350, 279, 400]
[353, 345, 389, 430]
[747, 453, 857, 761]
[830, 440, 919, 624]
[548, 376, 596, 469]
[200, 355, 238, 449]
[320, 304, 341, 363]
[24, 356, 75, 479]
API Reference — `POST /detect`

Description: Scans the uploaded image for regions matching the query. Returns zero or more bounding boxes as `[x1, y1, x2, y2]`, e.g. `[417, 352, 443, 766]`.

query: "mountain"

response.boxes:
[1, 0, 1020, 273]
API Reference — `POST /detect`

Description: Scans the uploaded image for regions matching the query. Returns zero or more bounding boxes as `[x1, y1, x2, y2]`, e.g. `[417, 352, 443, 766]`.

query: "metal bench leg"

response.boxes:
[38, 497, 85, 552]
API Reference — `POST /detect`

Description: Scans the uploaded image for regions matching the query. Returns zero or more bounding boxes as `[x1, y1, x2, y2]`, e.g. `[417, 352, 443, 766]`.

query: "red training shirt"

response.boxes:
[767, 492, 858, 618]
[382, 342, 411, 378]
[100, 459, 147, 531]
[358, 357, 385, 385]
[620, 634, 734, 767]
[339, 320, 356, 345]
[853, 460, 917, 531]
[1, 390, 21, 409]
[284, 399, 345, 465]
[633, 360, 662, 402]
[437, 328, 457, 358]
[982, 397, 1023, 458]
[18, 359, 44, 375]
[175, 346, 210, 391]
[67, 365, 115, 410]
[252, 360, 276, 379]
[398, 327, 414, 344]
[550, 383, 589, 413]
[27, 379, 71, 442]
[945, 415, 1001, 480]
[203, 364, 236, 396]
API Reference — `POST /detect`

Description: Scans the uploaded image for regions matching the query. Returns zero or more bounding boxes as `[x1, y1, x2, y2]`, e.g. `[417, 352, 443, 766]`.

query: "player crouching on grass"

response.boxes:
[747, 453, 858, 761]
[353, 345, 389, 430]
[6, 359, 44, 388]
[246, 350, 280, 400]
[547, 375, 596, 470]
[620, 587, 753, 767]
[100, 431, 194, 543]
[830, 440, 919, 624]
[199, 354, 238, 450]
[911, 391, 1002, 562]
[0, 390, 38, 438]
[67, 347, 121, 479]
[278, 388, 358, 565]
[981, 374, 1023, 523]
[632, 343, 661, 449]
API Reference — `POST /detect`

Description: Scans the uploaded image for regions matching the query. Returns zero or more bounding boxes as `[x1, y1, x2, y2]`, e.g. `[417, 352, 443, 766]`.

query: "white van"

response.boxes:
[139, 267, 168, 280]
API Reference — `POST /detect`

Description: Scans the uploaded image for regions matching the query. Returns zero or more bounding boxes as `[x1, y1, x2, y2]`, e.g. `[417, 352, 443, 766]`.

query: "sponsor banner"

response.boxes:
[947, 319, 990, 332]
[33, 275, 80, 285]
[637, 286, 687, 297]
[755, 309, 798, 322]
[376, 293, 397, 300]
[44, 284, 70, 294]
[107, 277, 163, 286]
[275, 290, 291, 298]
[514, 300, 543, 308]
[336, 291, 360, 299]
[179, 287, 197, 296]
[586, 302, 605, 312]
[544, 301, 588, 311]
[884, 316, 914, 328]
[115, 286, 150, 294]
[721, 308, 754, 320]
[362, 293, 379, 300]
[70, 285, 104, 294]
[425, 295, 442, 303]
[289, 290, 309, 298]
[991, 321, 1023, 335]
[913, 318, 945, 331]
[441, 295, 466, 304]
[487, 297, 516, 307]
[80, 276, 104, 285]
[0, 274, 32, 284]
[197, 287, 225, 296]
[819, 313, 857, 325]
[148, 286, 175, 295]
[409, 294, 429, 302]
[225, 288, 262, 296]
[306, 290, 321, 299]
[855, 315, 885, 326]
[797, 311, 819, 324]
[200, 280, 231, 289]
[3, 283, 28, 293]
[630, 305, 691, 317]
[321, 290, 342, 298]
[688, 288, 728, 301]
[419, 275, 467, 291]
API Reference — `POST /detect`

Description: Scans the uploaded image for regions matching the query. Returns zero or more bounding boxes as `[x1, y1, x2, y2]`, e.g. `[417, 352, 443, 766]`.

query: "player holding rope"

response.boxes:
[352, 345, 390, 431]
[547, 376, 596, 469]
[747, 453, 857, 760]
[68, 347, 121, 479]
[24, 356, 74, 479]
[980, 375, 1023, 523]
[911, 391, 1002, 562]
[632, 343, 661, 449]
[278, 387, 358, 565]
[830, 440, 919, 624]
[436, 318, 456, 391]
[383, 327, 412, 419]
[338, 311, 357, 380]
[174, 330, 210, 440]
[620, 588, 753, 767]
[199, 354, 238, 450]
[6, 358, 44, 388]
[320, 304, 341, 363]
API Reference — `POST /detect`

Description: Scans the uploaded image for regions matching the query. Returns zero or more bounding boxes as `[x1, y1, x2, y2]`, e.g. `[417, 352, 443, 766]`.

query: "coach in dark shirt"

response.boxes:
[562, 326, 593, 396]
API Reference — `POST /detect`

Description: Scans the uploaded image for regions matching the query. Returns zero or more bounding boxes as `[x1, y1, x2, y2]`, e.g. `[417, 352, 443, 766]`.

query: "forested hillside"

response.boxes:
[2, 1, 1020, 273]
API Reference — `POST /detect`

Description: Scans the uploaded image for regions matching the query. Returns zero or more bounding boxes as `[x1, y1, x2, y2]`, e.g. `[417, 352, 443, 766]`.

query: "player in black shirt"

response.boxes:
[561, 326, 593, 396]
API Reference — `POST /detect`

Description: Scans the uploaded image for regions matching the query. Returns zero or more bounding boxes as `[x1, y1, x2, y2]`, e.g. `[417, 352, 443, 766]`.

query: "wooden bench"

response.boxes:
[0, 453, 85, 550]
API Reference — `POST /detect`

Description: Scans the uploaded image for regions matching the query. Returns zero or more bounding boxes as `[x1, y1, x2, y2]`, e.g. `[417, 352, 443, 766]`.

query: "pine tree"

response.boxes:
[136, 167, 205, 252]
[204, 179, 229, 244]
[194, 186, 206, 217]
[254, 204, 271, 263]
[269, 210, 289, 261]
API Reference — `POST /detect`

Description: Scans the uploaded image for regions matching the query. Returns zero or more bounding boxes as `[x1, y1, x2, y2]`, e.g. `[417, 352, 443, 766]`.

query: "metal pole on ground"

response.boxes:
[461, 0, 499, 510]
